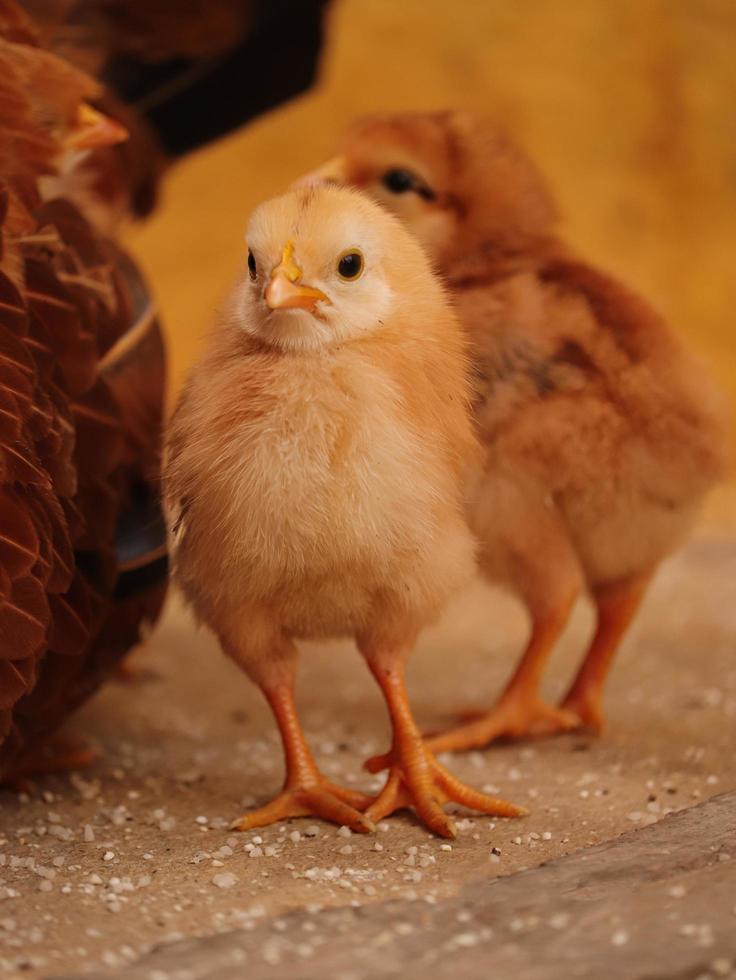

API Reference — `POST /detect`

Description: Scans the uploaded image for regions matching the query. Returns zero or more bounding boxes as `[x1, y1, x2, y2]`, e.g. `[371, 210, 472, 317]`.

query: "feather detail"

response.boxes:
[0, 1, 167, 774]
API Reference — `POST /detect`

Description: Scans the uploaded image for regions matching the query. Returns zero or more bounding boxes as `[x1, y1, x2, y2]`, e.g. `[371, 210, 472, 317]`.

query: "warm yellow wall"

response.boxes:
[124, 0, 735, 441]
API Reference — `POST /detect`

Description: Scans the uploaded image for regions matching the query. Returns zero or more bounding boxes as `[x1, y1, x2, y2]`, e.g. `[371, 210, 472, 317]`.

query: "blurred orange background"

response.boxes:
[124, 0, 735, 467]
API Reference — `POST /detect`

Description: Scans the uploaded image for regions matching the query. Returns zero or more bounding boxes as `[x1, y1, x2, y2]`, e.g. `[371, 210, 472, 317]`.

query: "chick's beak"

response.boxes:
[265, 241, 330, 311]
[65, 103, 128, 151]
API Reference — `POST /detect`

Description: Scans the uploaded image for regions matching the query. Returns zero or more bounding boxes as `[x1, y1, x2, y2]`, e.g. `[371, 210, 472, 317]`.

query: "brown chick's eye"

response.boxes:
[382, 168, 436, 202]
[337, 251, 364, 281]
[382, 169, 414, 193]
[247, 250, 257, 281]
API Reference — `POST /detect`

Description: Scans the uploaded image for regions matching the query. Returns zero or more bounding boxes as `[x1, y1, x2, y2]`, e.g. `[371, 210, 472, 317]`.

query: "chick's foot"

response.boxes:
[559, 691, 605, 734]
[365, 740, 525, 838]
[232, 776, 374, 833]
[232, 679, 374, 833]
[364, 695, 578, 772]
[427, 694, 580, 754]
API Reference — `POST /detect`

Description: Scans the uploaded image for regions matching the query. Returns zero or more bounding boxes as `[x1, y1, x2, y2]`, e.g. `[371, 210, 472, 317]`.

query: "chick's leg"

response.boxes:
[227, 633, 373, 833]
[560, 570, 653, 733]
[360, 636, 525, 839]
[415, 592, 579, 757]
[413, 483, 585, 756]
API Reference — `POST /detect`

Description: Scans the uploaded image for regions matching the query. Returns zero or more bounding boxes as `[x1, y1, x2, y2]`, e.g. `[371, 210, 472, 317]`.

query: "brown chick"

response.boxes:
[315, 111, 728, 753]
[163, 184, 524, 837]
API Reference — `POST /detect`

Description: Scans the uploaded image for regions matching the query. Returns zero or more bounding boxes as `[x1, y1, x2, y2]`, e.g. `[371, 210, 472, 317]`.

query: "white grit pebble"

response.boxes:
[48, 825, 73, 841]
[337, 826, 352, 838]
[440, 844, 452, 852]
[83, 825, 95, 843]
[103, 852, 115, 862]
[289, 831, 301, 843]
[212, 872, 238, 889]
[339, 845, 352, 855]
[611, 930, 629, 947]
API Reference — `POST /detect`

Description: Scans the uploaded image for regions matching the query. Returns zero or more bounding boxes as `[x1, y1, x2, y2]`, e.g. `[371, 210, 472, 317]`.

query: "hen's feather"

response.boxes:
[0, 1, 166, 773]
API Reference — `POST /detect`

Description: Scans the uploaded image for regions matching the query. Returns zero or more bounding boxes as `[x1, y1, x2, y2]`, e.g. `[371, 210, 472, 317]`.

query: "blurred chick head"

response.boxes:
[239, 184, 431, 351]
[310, 111, 558, 271]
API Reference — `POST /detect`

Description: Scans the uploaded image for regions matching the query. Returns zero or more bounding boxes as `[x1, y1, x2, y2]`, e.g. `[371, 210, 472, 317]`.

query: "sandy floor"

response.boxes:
[0, 519, 734, 977]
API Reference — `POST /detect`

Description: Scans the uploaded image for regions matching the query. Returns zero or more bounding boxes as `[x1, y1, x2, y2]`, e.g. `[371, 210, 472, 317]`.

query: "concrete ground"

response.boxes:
[63, 792, 736, 980]
[0, 506, 734, 978]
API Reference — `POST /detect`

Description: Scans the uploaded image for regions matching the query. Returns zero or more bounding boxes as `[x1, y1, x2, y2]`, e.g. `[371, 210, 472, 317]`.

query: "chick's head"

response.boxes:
[311, 111, 558, 272]
[239, 184, 435, 352]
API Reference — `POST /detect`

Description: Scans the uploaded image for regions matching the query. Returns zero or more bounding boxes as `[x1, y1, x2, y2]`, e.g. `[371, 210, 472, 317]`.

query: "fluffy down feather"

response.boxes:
[324, 110, 728, 743]
[164, 185, 524, 836]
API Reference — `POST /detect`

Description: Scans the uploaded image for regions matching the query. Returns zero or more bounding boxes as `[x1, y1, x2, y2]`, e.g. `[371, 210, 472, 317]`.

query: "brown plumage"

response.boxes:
[164, 184, 524, 837]
[318, 110, 728, 749]
[0, 0, 166, 775]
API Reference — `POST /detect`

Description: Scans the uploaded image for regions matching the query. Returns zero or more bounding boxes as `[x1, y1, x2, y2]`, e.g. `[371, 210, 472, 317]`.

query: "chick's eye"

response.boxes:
[247, 249, 257, 281]
[382, 168, 414, 194]
[337, 250, 364, 281]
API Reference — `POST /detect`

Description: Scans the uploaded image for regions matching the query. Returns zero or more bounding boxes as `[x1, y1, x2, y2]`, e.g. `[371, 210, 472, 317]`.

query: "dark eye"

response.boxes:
[337, 250, 364, 281]
[247, 249, 257, 281]
[382, 169, 414, 194]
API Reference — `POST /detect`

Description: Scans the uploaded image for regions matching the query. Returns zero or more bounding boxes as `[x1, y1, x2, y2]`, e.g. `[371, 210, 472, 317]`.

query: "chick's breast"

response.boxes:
[166, 318, 476, 639]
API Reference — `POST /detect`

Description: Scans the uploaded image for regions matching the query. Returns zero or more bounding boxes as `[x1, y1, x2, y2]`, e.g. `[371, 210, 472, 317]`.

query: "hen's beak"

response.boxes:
[265, 241, 330, 311]
[65, 104, 128, 151]
[293, 155, 348, 189]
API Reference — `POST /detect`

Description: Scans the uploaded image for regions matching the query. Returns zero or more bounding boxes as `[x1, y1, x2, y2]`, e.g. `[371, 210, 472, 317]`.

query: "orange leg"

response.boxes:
[362, 648, 525, 838]
[231, 677, 374, 833]
[560, 571, 653, 732]
[398, 593, 579, 759]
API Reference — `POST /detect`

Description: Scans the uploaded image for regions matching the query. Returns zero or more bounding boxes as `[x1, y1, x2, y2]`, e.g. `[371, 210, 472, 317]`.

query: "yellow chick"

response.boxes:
[163, 185, 524, 837]
[311, 112, 728, 753]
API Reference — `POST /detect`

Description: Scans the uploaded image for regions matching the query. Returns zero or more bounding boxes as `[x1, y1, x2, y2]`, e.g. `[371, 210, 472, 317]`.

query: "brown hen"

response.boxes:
[0, 0, 166, 776]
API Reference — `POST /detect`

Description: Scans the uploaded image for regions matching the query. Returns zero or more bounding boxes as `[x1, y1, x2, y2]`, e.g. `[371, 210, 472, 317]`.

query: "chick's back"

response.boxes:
[460, 256, 728, 584]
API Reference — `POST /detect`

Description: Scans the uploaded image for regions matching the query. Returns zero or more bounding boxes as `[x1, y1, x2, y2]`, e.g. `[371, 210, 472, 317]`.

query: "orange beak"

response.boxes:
[264, 241, 330, 311]
[293, 155, 349, 189]
[65, 103, 128, 151]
